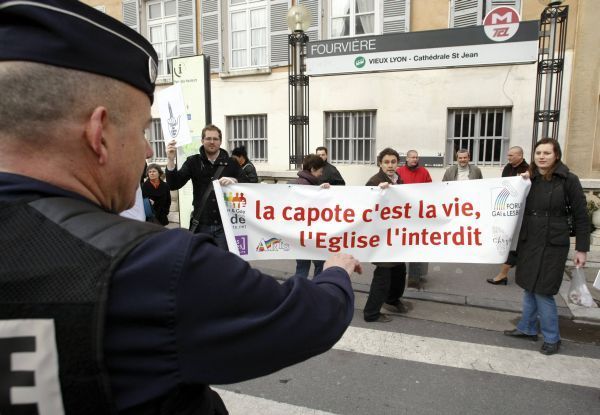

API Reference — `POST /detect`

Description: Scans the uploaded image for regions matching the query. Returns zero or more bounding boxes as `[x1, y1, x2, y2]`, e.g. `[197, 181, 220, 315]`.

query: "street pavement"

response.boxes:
[251, 259, 600, 322]
[216, 294, 600, 415]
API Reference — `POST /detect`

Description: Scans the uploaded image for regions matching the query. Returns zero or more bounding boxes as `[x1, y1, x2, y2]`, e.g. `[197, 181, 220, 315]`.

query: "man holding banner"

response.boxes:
[166, 125, 243, 250]
[363, 148, 408, 322]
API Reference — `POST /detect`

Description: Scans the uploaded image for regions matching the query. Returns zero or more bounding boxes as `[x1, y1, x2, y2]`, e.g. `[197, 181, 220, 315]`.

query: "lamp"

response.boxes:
[286, 5, 311, 32]
[287, 5, 312, 169]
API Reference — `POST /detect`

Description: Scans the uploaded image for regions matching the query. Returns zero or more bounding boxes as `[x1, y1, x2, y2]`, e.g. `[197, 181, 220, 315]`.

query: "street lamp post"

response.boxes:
[287, 5, 312, 170]
[531, 0, 568, 154]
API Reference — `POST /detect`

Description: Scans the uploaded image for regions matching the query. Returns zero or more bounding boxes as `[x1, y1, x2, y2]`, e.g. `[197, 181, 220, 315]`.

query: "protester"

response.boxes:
[231, 145, 259, 183]
[487, 146, 529, 285]
[396, 150, 432, 184]
[142, 163, 171, 226]
[165, 125, 243, 250]
[0, 1, 362, 413]
[292, 154, 330, 278]
[396, 149, 432, 289]
[442, 148, 483, 181]
[364, 148, 408, 322]
[504, 138, 589, 355]
[316, 146, 346, 185]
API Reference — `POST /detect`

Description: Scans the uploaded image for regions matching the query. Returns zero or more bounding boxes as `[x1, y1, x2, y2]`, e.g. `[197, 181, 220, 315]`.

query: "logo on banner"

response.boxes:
[491, 181, 521, 217]
[256, 238, 290, 252]
[235, 235, 249, 255]
[354, 56, 366, 68]
[224, 192, 247, 228]
[492, 226, 512, 255]
[483, 7, 520, 42]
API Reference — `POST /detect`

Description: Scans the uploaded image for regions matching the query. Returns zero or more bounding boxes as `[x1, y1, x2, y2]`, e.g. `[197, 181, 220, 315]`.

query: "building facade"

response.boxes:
[83, 0, 599, 184]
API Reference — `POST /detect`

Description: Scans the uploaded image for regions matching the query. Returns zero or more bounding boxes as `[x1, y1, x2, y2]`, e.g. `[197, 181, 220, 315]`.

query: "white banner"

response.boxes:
[215, 177, 531, 263]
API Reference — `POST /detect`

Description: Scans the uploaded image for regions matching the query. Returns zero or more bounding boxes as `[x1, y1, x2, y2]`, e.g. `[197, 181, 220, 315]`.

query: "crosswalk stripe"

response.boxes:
[213, 388, 339, 415]
[334, 326, 600, 389]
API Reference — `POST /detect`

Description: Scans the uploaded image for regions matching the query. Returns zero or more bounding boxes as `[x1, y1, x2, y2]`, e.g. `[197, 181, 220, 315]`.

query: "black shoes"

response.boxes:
[486, 277, 508, 285]
[503, 329, 538, 341]
[365, 314, 392, 323]
[540, 341, 561, 355]
[383, 301, 408, 314]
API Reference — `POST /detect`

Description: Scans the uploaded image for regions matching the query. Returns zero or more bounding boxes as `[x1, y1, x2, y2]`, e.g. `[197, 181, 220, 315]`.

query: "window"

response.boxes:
[325, 111, 376, 164]
[146, 119, 167, 163]
[446, 108, 511, 166]
[229, 1, 268, 69]
[227, 115, 268, 162]
[330, 0, 379, 38]
[450, 0, 521, 28]
[147, 0, 178, 77]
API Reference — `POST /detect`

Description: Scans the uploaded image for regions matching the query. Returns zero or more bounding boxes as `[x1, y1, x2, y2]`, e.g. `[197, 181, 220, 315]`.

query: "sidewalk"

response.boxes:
[251, 255, 600, 325]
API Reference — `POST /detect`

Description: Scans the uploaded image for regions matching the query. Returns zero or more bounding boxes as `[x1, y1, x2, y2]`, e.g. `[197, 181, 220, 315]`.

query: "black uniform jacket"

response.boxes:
[0, 173, 355, 412]
[515, 162, 590, 295]
[165, 147, 243, 225]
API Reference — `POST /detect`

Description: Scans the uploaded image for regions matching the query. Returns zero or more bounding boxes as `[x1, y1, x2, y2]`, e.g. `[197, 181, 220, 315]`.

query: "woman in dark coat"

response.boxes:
[504, 138, 590, 355]
[141, 163, 172, 226]
[231, 146, 258, 183]
[292, 154, 329, 278]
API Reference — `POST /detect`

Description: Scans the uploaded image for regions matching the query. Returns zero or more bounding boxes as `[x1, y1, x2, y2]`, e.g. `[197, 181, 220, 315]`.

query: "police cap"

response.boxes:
[0, 0, 158, 102]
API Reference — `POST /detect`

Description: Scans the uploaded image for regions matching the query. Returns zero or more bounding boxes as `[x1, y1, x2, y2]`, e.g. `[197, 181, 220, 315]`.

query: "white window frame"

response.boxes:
[329, 0, 382, 39]
[229, 0, 269, 70]
[325, 111, 376, 164]
[146, 119, 167, 163]
[146, 0, 179, 79]
[227, 114, 268, 162]
[446, 107, 511, 167]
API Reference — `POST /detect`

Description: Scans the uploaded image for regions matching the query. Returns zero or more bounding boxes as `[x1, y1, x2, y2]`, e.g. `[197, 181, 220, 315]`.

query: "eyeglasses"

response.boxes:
[203, 137, 221, 142]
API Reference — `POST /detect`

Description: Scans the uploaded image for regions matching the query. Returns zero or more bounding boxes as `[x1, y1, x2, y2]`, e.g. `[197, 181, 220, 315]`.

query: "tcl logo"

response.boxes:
[483, 7, 521, 42]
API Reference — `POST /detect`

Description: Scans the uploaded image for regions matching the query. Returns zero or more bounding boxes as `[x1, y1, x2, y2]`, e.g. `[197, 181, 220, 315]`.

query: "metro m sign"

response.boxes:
[483, 7, 521, 42]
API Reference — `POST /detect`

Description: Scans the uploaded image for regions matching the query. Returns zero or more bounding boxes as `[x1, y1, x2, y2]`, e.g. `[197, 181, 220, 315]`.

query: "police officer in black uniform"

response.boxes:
[0, 1, 362, 413]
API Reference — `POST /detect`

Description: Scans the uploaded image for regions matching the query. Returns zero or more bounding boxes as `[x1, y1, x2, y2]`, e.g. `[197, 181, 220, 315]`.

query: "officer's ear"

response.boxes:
[84, 106, 109, 165]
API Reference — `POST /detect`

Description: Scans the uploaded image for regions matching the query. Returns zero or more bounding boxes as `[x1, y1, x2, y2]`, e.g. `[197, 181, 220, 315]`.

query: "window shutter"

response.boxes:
[383, 0, 410, 33]
[201, 0, 221, 72]
[450, 0, 482, 28]
[486, 0, 520, 14]
[298, 0, 320, 42]
[270, 0, 291, 67]
[122, 0, 139, 32]
[178, 0, 196, 57]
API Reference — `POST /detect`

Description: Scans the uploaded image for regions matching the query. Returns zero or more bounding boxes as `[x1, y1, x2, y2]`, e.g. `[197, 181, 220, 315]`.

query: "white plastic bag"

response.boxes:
[568, 267, 597, 307]
[594, 269, 600, 291]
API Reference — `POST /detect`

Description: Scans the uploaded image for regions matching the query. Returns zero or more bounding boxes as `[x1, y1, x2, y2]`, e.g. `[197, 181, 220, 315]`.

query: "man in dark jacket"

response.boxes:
[166, 125, 242, 249]
[0, 1, 362, 413]
[487, 146, 529, 285]
[316, 146, 346, 185]
[363, 148, 408, 322]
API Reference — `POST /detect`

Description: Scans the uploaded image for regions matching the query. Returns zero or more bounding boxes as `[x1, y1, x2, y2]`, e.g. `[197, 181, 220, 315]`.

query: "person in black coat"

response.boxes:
[363, 148, 408, 323]
[165, 124, 243, 250]
[504, 138, 590, 355]
[231, 146, 258, 183]
[142, 163, 171, 226]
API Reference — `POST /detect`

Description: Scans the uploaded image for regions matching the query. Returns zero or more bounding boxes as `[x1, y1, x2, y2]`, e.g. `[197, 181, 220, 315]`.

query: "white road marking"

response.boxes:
[214, 388, 339, 415]
[334, 326, 600, 389]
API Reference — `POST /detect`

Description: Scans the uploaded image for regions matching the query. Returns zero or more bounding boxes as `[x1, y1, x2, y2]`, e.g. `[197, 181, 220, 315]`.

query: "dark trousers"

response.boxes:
[293, 260, 325, 278]
[364, 263, 407, 321]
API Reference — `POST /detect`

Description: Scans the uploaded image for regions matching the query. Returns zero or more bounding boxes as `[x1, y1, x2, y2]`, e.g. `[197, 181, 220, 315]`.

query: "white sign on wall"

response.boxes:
[306, 20, 538, 76]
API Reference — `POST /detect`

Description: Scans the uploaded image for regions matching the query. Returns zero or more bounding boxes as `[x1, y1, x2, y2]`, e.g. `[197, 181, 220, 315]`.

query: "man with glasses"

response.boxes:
[166, 124, 243, 249]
